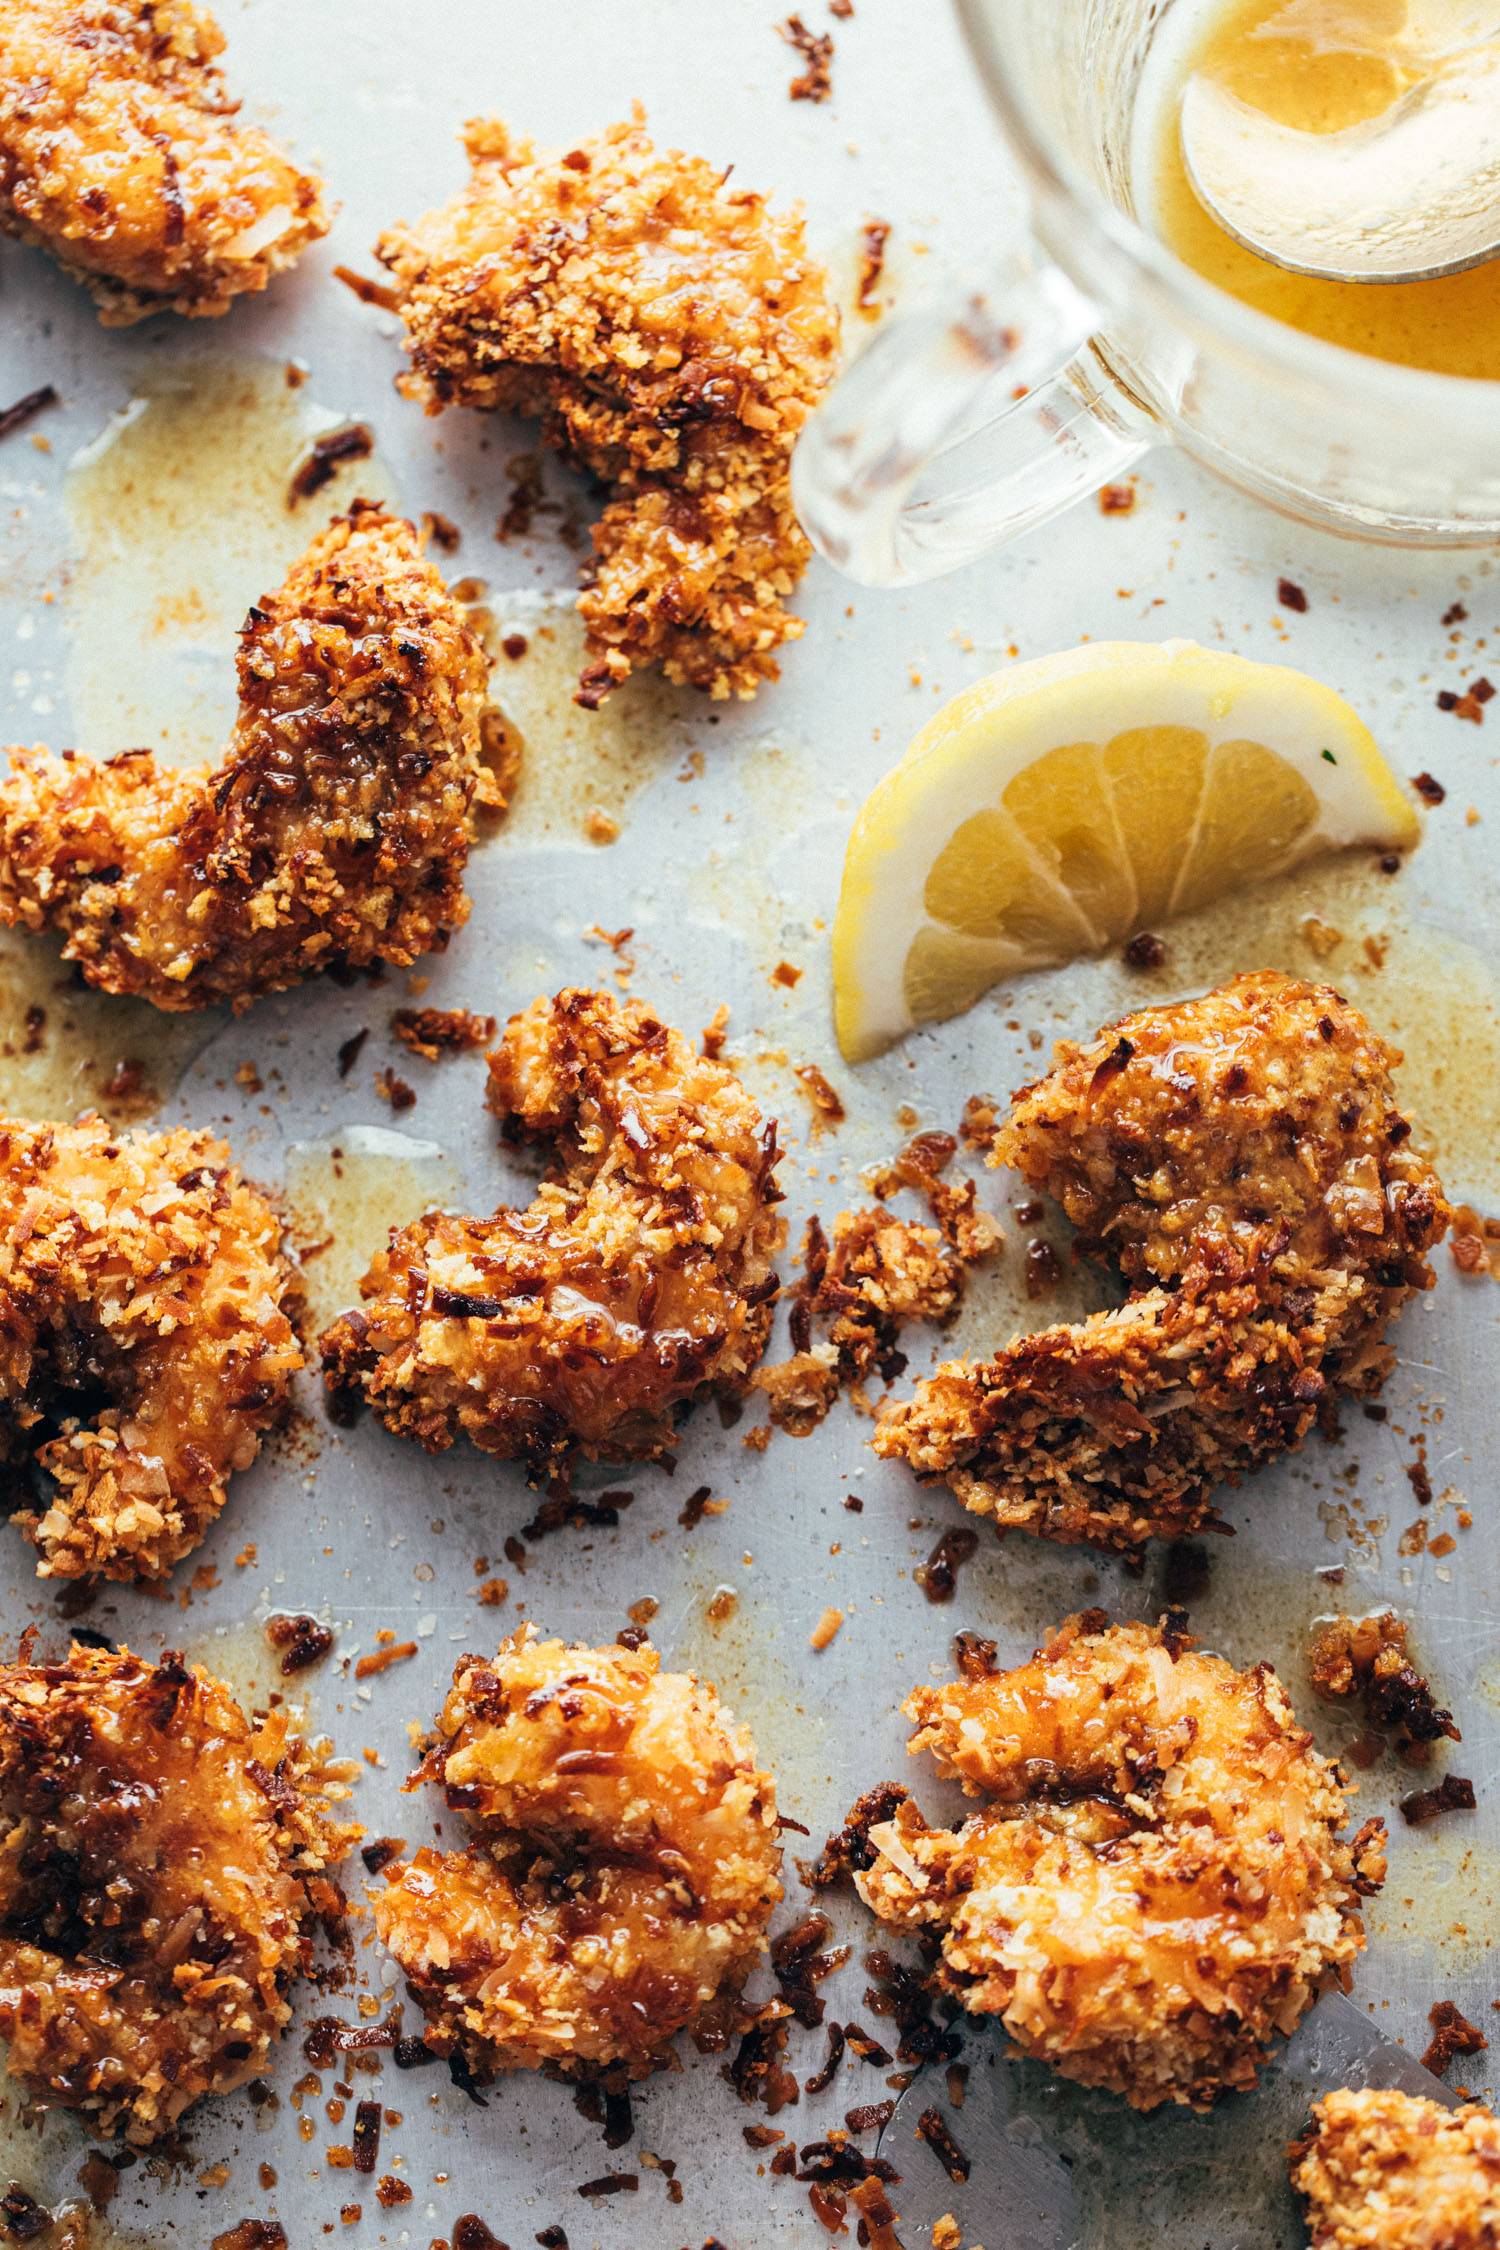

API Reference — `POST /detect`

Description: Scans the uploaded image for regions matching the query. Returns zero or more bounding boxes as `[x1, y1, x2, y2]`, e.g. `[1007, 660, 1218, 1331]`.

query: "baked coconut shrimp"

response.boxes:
[0, 1645, 353, 2142]
[0, 1114, 301, 1581]
[1292, 2088, 1500, 2248]
[876, 973, 1446, 1554]
[0, 503, 493, 1012]
[376, 111, 839, 706]
[850, 1613, 1386, 2111]
[322, 988, 784, 1473]
[374, 1628, 782, 2077]
[0, 1, 327, 323]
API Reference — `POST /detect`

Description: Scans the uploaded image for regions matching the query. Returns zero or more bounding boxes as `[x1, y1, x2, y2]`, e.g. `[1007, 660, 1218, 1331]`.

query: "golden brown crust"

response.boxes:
[374, 1628, 782, 2077]
[0, 1113, 301, 1581]
[0, 0, 327, 322]
[0, 1645, 354, 2141]
[1292, 2088, 1500, 2248]
[376, 111, 840, 704]
[0, 505, 493, 1011]
[854, 1613, 1385, 2111]
[875, 973, 1447, 1552]
[321, 987, 784, 1472]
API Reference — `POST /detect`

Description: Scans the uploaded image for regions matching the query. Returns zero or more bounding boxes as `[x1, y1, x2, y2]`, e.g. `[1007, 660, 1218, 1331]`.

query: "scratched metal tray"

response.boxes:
[0, 3, 1497, 2246]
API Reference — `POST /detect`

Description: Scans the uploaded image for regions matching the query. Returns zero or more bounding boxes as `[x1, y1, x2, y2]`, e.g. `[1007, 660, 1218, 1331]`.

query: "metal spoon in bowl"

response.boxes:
[1179, 4, 1500, 284]
[875, 1990, 1458, 2250]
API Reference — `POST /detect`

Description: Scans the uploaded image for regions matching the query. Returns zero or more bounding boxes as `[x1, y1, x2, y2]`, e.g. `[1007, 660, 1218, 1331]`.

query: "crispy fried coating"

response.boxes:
[376, 111, 839, 706]
[875, 973, 1447, 1553]
[758, 1201, 995, 1436]
[1292, 2087, 1500, 2248]
[374, 1628, 782, 2077]
[321, 988, 784, 1473]
[0, 1, 327, 323]
[0, 1645, 353, 2141]
[0, 505, 493, 1012]
[1310, 1611, 1459, 1761]
[0, 1114, 301, 1582]
[854, 1614, 1385, 2111]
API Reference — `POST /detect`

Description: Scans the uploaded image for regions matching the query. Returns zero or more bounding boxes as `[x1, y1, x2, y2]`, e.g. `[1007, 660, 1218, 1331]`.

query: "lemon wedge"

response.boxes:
[833, 640, 1420, 1062]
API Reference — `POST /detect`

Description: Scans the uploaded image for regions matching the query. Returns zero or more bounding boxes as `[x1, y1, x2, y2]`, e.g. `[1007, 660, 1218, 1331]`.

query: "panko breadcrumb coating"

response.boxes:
[322, 988, 784, 1473]
[1292, 2087, 1500, 2248]
[376, 111, 840, 706]
[0, 503, 494, 1012]
[0, 0, 327, 323]
[374, 1628, 782, 2077]
[851, 1612, 1386, 2111]
[0, 1645, 353, 2142]
[875, 973, 1446, 1553]
[758, 1199, 997, 1435]
[0, 1114, 301, 1581]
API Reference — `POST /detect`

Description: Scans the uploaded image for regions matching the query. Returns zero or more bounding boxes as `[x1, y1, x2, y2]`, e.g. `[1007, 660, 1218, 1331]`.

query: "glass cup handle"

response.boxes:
[792, 252, 1155, 588]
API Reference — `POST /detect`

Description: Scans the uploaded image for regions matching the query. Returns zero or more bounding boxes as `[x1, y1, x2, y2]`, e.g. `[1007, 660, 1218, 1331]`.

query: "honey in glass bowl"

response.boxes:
[1137, 0, 1500, 377]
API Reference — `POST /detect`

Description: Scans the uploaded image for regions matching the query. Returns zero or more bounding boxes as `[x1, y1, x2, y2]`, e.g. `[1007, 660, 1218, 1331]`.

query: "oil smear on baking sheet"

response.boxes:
[0, 926, 217, 1123]
[479, 588, 697, 848]
[62, 356, 397, 763]
[286, 1124, 464, 1339]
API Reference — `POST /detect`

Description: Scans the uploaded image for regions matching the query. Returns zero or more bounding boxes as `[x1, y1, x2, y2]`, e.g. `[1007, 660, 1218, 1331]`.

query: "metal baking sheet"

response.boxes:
[0, 3, 1497, 2245]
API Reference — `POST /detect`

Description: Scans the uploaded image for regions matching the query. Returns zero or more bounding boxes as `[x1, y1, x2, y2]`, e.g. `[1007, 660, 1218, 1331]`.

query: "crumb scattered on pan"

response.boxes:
[1422, 2000, 1488, 2076]
[391, 1007, 496, 1061]
[0, 383, 58, 440]
[288, 422, 374, 503]
[1308, 1612, 1459, 1763]
[780, 15, 834, 100]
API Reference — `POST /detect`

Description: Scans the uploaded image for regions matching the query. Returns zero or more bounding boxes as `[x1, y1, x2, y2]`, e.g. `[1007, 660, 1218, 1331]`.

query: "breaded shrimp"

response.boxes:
[1292, 2087, 1500, 2248]
[0, 1645, 354, 2142]
[0, 504, 494, 1012]
[0, 0, 327, 323]
[376, 112, 840, 706]
[0, 1114, 301, 1581]
[875, 973, 1446, 1553]
[374, 1628, 782, 2077]
[851, 1613, 1386, 2112]
[322, 988, 784, 1473]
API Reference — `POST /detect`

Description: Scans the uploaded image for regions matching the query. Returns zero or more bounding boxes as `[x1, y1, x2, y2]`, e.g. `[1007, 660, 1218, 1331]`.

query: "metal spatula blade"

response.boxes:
[876, 1992, 1456, 2250]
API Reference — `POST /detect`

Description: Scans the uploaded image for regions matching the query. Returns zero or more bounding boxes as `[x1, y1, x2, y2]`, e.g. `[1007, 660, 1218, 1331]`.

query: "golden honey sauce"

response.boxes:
[1148, 0, 1500, 374]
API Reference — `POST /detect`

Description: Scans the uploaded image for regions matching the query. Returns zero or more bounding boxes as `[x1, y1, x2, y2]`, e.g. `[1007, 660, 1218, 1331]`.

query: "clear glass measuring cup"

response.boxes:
[792, 0, 1500, 585]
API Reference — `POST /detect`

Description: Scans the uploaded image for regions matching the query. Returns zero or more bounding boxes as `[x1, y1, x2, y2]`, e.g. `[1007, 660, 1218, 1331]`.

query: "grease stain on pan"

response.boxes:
[62, 356, 397, 762]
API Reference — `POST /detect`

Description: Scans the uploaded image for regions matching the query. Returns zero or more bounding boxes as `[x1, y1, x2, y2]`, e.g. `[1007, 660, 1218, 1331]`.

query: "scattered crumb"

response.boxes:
[857, 219, 891, 314]
[810, 1606, 844, 1650]
[1400, 1773, 1477, 1826]
[795, 1063, 846, 1128]
[374, 1066, 416, 1112]
[781, 14, 834, 99]
[288, 422, 374, 504]
[391, 1007, 495, 1061]
[1308, 1612, 1459, 1763]
[354, 1638, 418, 1680]
[1422, 2000, 1488, 2076]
